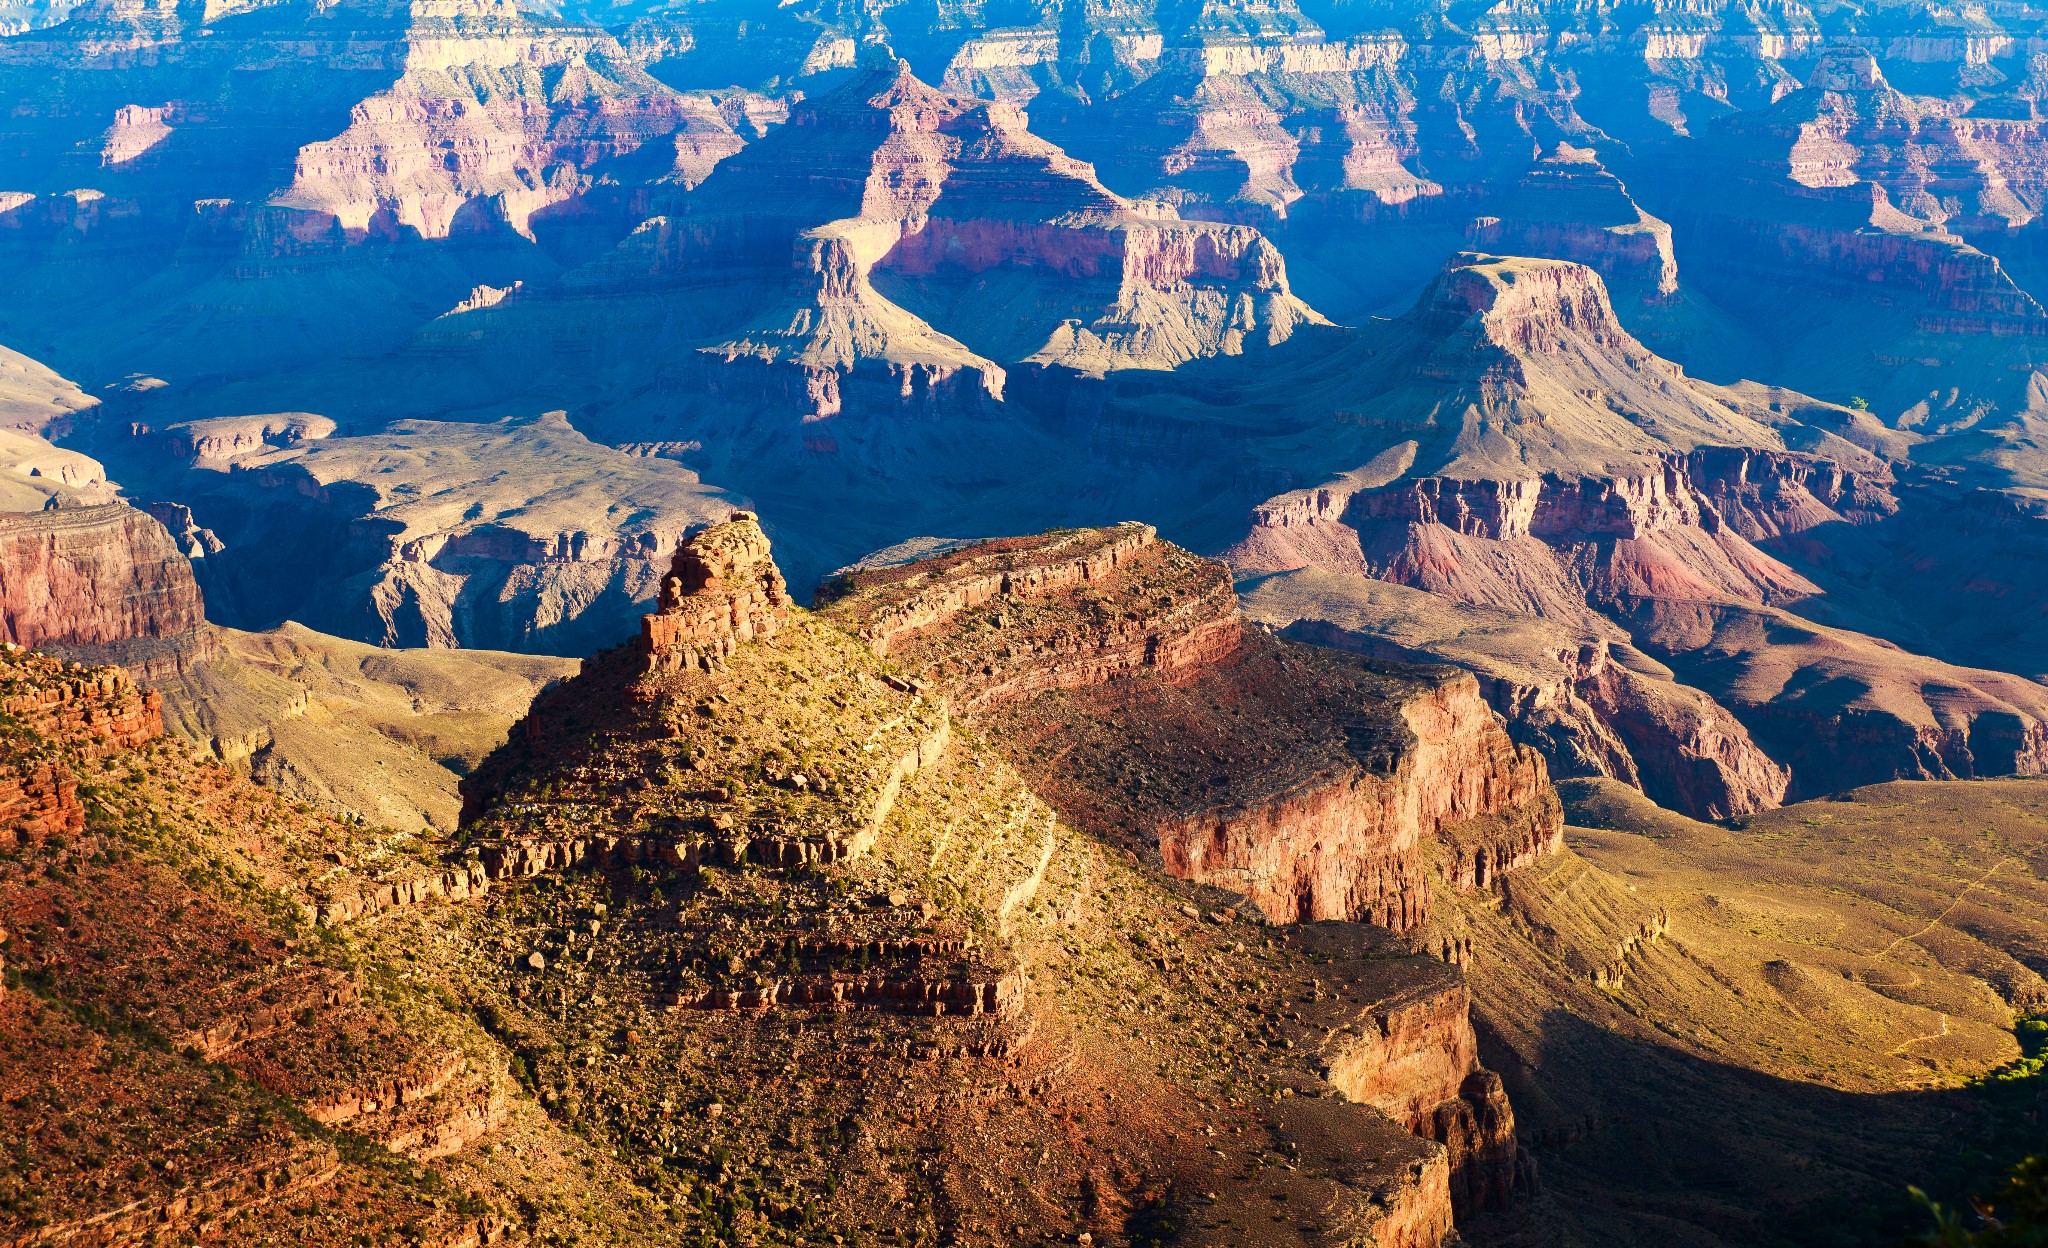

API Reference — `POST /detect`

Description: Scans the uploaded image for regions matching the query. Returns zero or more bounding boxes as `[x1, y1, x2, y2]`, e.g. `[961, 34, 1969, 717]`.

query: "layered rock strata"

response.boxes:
[828, 523, 1241, 704]
[1219, 252, 2048, 805]
[1247, 571, 1793, 820]
[641, 511, 793, 671]
[1289, 924, 1521, 1216]
[451, 518, 1494, 1241]
[820, 523, 1562, 931]
[0, 503, 214, 680]
[819, 524, 1550, 1212]
[0, 646, 533, 1247]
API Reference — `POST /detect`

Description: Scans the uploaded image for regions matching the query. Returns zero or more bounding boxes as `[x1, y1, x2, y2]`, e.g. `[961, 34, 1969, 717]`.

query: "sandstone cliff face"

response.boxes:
[1270, 600, 1794, 822]
[1147, 668, 1562, 926]
[0, 503, 214, 680]
[1295, 935, 1521, 1216]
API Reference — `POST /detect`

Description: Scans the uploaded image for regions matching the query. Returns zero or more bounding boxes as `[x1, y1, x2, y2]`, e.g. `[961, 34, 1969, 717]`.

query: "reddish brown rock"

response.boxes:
[820, 525, 1562, 931]
[0, 503, 214, 681]
[1253, 576, 1794, 820]
[0, 647, 163, 846]
[641, 511, 793, 672]
[1287, 925, 1524, 1215]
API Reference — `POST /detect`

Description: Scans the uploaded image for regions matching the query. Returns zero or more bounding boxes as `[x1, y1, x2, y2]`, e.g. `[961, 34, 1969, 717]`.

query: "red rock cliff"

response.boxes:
[0, 503, 214, 681]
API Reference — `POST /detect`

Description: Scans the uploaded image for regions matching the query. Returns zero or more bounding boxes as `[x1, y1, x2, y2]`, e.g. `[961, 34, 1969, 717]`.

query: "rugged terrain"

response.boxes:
[8, 3, 2048, 1242]
[8, 500, 2046, 1248]
[1210, 254, 2048, 814]
[817, 524, 1561, 929]
[158, 622, 579, 831]
[3, 515, 1571, 1247]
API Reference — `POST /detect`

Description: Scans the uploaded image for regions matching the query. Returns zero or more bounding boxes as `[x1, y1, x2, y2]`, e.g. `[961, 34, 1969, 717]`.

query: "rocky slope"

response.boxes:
[1441, 776, 2048, 1245]
[0, 340, 95, 436]
[157, 621, 577, 831]
[0, 517, 1559, 1247]
[451, 513, 1525, 1239]
[0, 643, 630, 1248]
[1243, 570, 1791, 820]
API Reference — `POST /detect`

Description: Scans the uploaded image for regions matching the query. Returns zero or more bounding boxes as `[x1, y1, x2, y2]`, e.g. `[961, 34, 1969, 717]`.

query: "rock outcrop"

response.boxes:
[451, 516, 1498, 1243]
[1245, 570, 1793, 820]
[1214, 252, 2048, 804]
[1469, 144, 1679, 301]
[640, 511, 792, 671]
[1292, 926, 1521, 1215]
[821, 523, 1562, 932]
[0, 647, 161, 844]
[818, 523, 1550, 1208]
[0, 502, 215, 680]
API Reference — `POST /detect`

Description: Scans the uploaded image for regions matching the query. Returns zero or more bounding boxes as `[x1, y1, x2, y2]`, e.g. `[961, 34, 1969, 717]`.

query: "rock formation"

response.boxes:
[1208, 252, 2048, 806]
[817, 522, 1550, 1207]
[821, 523, 1561, 926]
[640, 511, 792, 671]
[1469, 144, 1680, 301]
[0, 535, 1522, 1247]
[1246, 570, 1791, 819]
[454, 517, 1523, 1237]
[0, 647, 160, 843]
[0, 502, 214, 680]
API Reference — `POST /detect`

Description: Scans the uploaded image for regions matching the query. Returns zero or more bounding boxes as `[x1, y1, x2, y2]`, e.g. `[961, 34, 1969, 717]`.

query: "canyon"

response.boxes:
[6, 2, 2048, 1243]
